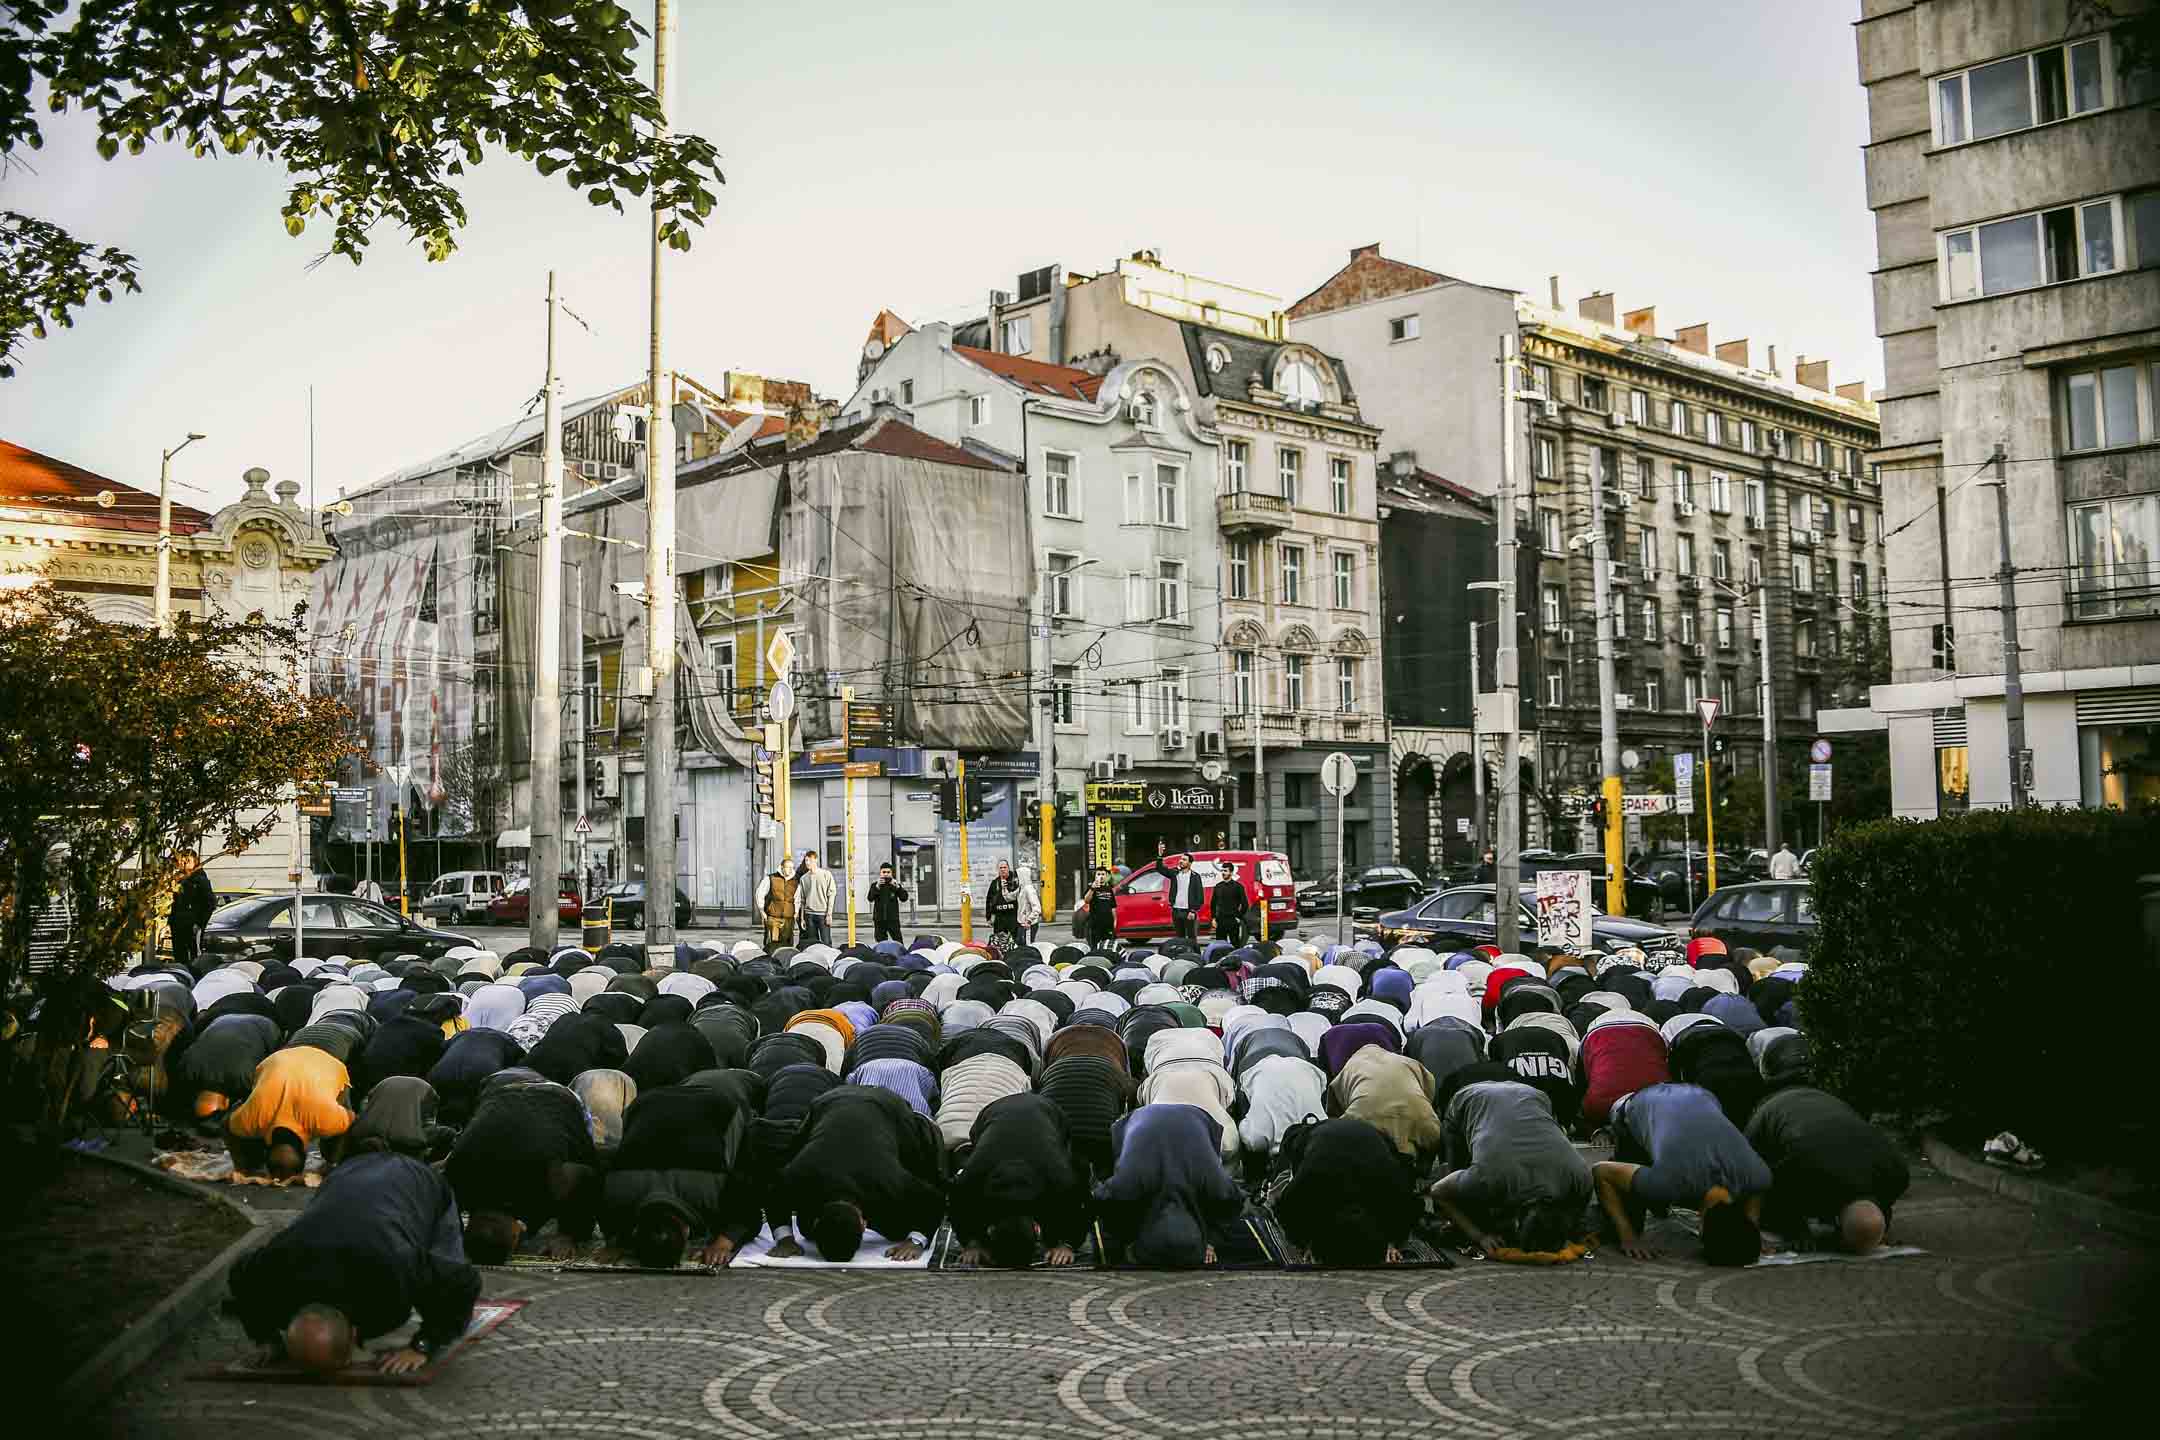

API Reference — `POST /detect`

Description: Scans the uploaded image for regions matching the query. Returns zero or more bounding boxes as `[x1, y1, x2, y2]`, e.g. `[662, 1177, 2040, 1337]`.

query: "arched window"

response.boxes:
[1277, 355, 1325, 407]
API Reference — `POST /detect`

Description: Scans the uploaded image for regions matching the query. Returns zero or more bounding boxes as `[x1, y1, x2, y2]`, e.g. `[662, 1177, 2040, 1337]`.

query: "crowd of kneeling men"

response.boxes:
[104, 926, 1906, 1375]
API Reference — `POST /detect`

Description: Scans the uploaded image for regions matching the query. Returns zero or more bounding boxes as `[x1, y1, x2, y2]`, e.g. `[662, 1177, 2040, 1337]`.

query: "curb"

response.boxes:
[1921, 1133, 2160, 1243]
[57, 1147, 281, 1416]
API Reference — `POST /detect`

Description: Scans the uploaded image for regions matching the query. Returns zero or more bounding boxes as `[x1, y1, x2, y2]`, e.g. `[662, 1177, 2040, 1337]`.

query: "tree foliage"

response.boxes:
[1, 1, 723, 375]
[0, 588, 352, 1127]
[0, 211, 142, 379]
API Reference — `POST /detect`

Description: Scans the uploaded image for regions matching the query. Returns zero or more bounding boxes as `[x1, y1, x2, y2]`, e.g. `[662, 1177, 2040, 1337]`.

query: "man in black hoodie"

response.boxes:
[226, 1150, 478, 1376]
[867, 863, 909, 944]
[169, 850, 218, 971]
[1210, 865, 1250, 946]
[950, 1093, 1090, 1267]
[1092, 1103, 1245, 1267]
[763, 1085, 946, 1262]
[599, 1072, 765, 1268]
[445, 1078, 600, 1262]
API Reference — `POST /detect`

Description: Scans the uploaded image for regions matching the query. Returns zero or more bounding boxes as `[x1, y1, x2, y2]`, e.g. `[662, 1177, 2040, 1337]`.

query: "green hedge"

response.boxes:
[1803, 805, 2160, 1156]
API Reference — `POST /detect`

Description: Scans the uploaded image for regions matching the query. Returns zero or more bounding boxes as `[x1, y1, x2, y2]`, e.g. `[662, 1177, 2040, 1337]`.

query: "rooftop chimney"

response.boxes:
[1352, 242, 1381, 260]
[1549, 275, 1561, 309]
[1796, 356, 1830, 393]
[1623, 306, 1657, 337]
[1836, 381, 1867, 403]
[786, 403, 826, 451]
[1578, 291, 1615, 326]
[1388, 449, 1418, 479]
[1767, 344, 1779, 375]
[1675, 323, 1710, 356]
[1715, 338, 1750, 369]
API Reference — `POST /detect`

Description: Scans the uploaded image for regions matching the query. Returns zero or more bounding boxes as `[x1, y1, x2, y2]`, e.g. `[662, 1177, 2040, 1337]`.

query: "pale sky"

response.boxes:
[0, 0, 1878, 511]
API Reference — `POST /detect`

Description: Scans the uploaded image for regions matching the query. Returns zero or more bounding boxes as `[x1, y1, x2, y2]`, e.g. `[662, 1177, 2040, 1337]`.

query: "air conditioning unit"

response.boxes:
[1558, 627, 1576, 645]
[1684, 642, 1706, 659]
[1745, 514, 1762, 531]
[1088, 760, 1116, 781]
[1609, 411, 1630, 429]
[871, 387, 890, 403]
[1541, 400, 1561, 421]
[1197, 730, 1225, 757]
[1808, 528, 1826, 546]
[1113, 751, 1134, 772]
[578, 460, 603, 480]
[1616, 492, 1636, 511]
[1160, 725, 1188, 751]
[1614, 694, 1636, 709]
[1678, 501, 1697, 517]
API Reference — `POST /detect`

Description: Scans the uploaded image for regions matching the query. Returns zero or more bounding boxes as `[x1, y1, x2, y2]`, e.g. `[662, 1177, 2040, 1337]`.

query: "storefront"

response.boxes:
[1084, 780, 1232, 871]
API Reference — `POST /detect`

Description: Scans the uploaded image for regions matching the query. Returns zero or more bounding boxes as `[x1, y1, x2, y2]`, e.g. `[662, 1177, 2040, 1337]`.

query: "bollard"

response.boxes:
[582, 896, 611, 953]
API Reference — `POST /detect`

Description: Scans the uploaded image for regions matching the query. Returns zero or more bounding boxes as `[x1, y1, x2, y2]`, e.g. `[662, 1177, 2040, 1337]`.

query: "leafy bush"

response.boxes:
[1803, 805, 2160, 1156]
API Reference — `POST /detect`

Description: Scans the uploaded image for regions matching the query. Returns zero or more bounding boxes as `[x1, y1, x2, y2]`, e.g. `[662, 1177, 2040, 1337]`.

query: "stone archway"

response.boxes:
[1439, 752, 1479, 870]
[1397, 753, 1436, 878]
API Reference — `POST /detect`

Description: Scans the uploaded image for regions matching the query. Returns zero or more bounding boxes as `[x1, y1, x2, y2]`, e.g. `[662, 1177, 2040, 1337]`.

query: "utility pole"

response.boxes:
[153, 432, 205, 634]
[1757, 580, 1779, 850]
[1036, 568, 1057, 921]
[643, 0, 679, 963]
[1935, 472, 1956, 674]
[530, 271, 565, 953]
[1986, 444, 2027, 808]
[1468, 618, 1486, 858]
[1494, 334, 1524, 953]
[572, 562, 588, 898]
[1589, 451, 1624, 915]
[1255, 653, 1269, 852]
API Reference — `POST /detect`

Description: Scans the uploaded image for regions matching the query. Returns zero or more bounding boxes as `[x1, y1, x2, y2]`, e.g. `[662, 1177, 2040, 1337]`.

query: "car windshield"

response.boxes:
[343, 900, 405, 928]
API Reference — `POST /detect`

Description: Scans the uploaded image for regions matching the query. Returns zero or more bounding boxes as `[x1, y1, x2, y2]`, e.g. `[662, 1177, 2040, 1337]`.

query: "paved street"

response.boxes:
[100, 1161, 2148, 1438]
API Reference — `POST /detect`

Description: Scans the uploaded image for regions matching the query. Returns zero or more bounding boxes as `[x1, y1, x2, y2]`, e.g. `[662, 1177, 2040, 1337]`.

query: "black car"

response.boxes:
[201, 894, 481, 963]
[1369, 884, 1683, 957]
[1542, 853, 1667, 917]
[597, 882, 697, 930]
[1639, 850, 1753, 908]
[1688, 880, 1816, 956]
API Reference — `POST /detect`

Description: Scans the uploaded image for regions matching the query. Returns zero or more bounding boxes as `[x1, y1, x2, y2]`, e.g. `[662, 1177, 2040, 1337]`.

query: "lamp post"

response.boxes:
[1039, 556, 1097, 922]
[154, 432, 205, 633]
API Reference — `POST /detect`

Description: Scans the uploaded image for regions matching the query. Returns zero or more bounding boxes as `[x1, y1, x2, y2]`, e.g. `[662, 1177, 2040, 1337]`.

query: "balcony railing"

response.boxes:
[1217, 490, 1294, 534]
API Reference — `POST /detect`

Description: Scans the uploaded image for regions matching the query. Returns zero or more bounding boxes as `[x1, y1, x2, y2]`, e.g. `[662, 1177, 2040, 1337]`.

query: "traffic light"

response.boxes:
[937, 778, 960, 821]
[964, 774, 989, 822]
[1588, 796, 1608, 833]
[1021, 803, 1040, 842]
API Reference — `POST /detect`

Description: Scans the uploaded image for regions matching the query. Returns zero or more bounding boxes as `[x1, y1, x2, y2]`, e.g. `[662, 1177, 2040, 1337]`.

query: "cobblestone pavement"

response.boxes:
[97, 1160, 2152, 1439]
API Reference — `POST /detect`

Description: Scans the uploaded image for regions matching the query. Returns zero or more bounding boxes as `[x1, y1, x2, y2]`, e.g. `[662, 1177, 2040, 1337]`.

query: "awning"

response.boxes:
[497, 828, 532, 850]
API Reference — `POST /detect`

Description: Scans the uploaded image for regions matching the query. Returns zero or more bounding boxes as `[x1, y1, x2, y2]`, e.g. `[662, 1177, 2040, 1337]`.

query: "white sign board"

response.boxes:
[1533, 867, 1592, 950]
[1673, 752, 1696, 814]
[1455, 817, 1471, 834]
[1320, 751, 1359, 798]
[1809, 763, 1833, 802]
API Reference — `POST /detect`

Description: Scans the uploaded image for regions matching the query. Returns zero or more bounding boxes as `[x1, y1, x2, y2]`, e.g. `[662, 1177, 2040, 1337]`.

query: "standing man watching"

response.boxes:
[1768, 843, 1800, 880]
[795, 852, 835, 947]
[169, 849, 218, 972]
[867, 862, 909, 944]
[986, 860, 1022, 944]
[1167, 855, 1204, 945]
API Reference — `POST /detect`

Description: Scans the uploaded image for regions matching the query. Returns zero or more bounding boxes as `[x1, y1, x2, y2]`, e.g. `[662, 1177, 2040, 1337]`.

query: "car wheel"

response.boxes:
[448, 906, 465, 927]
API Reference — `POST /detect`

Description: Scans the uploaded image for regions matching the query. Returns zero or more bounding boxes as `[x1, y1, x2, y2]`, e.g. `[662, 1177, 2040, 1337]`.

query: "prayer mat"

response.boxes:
[474, 1240, 729, 1275]
[1259, 1211, 1458, 1271]
[195, 1300, 525, 1385]
[1086, 1211, 1286, 1271]
[1756, 1243, 1929, 1267]
[154, 1148, 323, 1188]
[927, 1220, 1100, 1272]
[734, 1222, 934, 1270]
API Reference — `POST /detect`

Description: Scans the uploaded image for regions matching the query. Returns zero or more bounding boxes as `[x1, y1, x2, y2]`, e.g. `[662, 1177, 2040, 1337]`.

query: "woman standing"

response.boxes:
[1016, 865, 1044, 945]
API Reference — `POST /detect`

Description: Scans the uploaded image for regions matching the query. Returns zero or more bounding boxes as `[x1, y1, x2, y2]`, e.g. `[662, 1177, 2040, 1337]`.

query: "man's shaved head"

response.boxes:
[1838, 1199, 1887, 1254]
[284, 1304, 353, 1373]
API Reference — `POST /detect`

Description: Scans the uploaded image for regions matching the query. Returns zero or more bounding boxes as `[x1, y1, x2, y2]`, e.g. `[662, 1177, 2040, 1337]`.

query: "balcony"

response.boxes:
[1791, 589, 1818, 611]
[1224, 709, 1303, 750]
[1217, 490, 1294, 535]
[1795, 652, 1822, 673]
[1222, 709, 1374, 748]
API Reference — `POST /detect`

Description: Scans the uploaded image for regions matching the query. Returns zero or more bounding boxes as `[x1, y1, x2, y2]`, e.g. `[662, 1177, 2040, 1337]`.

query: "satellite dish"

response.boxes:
[863, 338, 886, 361]
[716, 413, 765, 456]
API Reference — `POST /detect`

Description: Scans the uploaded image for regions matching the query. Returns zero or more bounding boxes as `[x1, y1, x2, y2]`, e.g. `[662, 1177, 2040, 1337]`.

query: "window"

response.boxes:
[1639, 597, 1660, 639]
[1684, 671, 1703, 708]
[1707, 411, 1727, 447]
[1123, 472, 1144, 523]
[1670, 398, 1689, 436]
[1156, 668, 1188, 730]
[1677, 533, 1696, 574]
[1789, 494, 1808, 532]
[1630, 389, 1648, 425]
[1743, 478, 1764, 523]
[1852, 564, 1869, 602]
[1226, 439, 1249, 492]
[1941, 197, 2122, 300]
[1846, 502, 1863, 536]
[1390, 314, 1420, 342]
[1124, 572, 1150, 623]
[1283, 772, 1311, 809]
[2064, 363, 2149, 451]
[1048, 551, 1083, 617]
[1278, 448, 1303, 506]
[1747, 547, 1764, 585]
[2133, 190, 2160, 269]
[581, 657, 601, 728]
[1546, 670, 1565, 707]
[1329, 455, 1352, 514]
[1232, 651, 1256, 713]
[1539, 507, 1563, 552]
[1127, 675, 1150, 731]
[1847, 445, 1862, 477]
[1227, 542, 1252, 600]
[900, 379, 914, 406]
[1332, 551, 1355, 610]
[1933, 37, 2110, 146]
[1614, 596, 1629, 640]
[1155, 560, 1186, 623]
[1643, 673, 1661, 711]
[1636, 455, 1655, 498]
[1284, 654, 1307, 711]
[2068, 494, 2160, 618]
[1336, 657, 1359, 713]
[709, 639, 736, 707]
[1716, 605, 1735, 648]
[1637, 529, 1659, 573]
[1719, 673, 1737, 714]
[1713, 540, 1732, 582]
[1739, 419, 1758, 453]
[1675, 466, 1694, 508]
[1581, 375, 1609, 411]
[1001, 315, 1032, 353]
[1796, 619, 1815, 659]
[1534, 435, 1556, 479]
[1823, 558, 1840, 597]
[1595, 446, 1618, 487]
[1793, 554, 1815, 593]
[1281, 545, 1306, 605]
[1278, 356, 1325, 407]
[1043, 451, 1076, 517]
[969, 394, 989, 427]
[1709, 471, 1731, 514]
[1541, 584, 1565, 629]
[1768, 428, 1788, 459]
[1530, 363, 1554, 400]
[1680, 607, 1700, 646]
[1052, 665, 1076, 725]
[1154, 463, 1184, 526]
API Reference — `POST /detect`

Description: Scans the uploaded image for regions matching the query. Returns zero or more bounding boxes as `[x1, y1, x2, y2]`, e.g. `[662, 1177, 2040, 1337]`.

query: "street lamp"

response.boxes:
[154, 432, 206, 634]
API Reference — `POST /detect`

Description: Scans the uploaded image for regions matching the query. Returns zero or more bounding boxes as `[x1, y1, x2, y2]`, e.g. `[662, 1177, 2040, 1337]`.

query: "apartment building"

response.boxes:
[1847, 0, 2160, 815]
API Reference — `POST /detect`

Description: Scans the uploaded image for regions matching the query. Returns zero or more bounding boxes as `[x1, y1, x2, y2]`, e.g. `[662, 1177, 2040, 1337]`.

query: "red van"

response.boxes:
[1112, 851, 1298, 939]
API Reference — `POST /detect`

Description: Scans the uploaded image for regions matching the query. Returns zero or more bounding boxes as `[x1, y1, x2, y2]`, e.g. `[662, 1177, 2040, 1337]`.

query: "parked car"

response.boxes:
[1688, 880, 1816, 955]
[487, 877, 582, 926]
[1367, 884, 1684, 957]
[1542, 852, 1667, 917]
[595, 881, 696, 930]
[1636, 850, 1751, 908]
[1113, 851, 1297, 938]
[416, 870, 505, 927]
[201, 893, 481, 963]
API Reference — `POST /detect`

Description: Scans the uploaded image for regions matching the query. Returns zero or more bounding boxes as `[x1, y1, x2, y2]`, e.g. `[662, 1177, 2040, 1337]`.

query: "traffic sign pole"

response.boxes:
[1321, 752, 1357, 946]
[843, 685, 857, 947]
[1701, 712, 1718, 897]
[957, 756, 973, 944]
